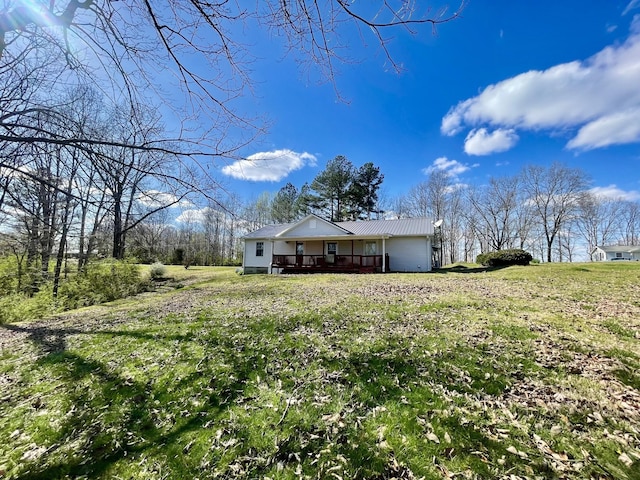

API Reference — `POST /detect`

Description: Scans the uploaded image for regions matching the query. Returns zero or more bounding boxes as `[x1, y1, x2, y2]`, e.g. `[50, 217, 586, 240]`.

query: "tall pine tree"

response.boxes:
[309, 156, 354, 222]
[349, 162, 384, 220]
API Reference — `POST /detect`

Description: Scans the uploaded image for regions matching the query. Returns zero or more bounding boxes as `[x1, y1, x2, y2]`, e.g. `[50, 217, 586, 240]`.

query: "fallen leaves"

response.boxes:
[2, 267, 640, 479]
[618, 452, 633, 468]
[506, 445, 528, 459]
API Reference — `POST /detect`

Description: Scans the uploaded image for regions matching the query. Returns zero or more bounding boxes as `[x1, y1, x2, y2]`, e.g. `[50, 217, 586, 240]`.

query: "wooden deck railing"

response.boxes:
[271, 254, 386, 272]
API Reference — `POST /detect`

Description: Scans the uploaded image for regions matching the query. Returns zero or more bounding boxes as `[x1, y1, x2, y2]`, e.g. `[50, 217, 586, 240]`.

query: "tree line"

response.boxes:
[0, 0, 461, 298]
[244, 155, 385, 226]
[239, 160, 639, 265]
[391, 163, 640, 264]
[3, 136, 640, 301]
[3, 1, 638, 296]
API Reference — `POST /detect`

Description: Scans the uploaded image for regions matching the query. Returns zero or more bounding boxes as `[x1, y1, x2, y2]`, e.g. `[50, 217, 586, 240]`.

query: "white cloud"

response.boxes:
[445, 183, 469, 193]
[175, 208, 210, 224]
[623, 0, 640, 16]
[423, 156, 478, 178]
[441, 21, 640, 151]
[222, 149, 317, 181]
[137, 190, 192, 208]
[464, 128, 519, 155]
[567, 108, 640, 150]
[589, 184, 640, 201]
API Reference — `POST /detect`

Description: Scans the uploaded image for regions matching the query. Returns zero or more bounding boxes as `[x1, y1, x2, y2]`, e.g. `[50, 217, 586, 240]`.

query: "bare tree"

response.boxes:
[243, 192, 274, 231]
[204, 205, 226, 265]
[575, 192, 623, 260]
[385, 194, 411, 219]
[445, 185, 465, 263]
[406, 170, 451, 264]
[520, 163, 590, 263]
[513, 193, 536, 252]
[92, 102, 188, 259]
[620, 201, 640, 245]
[466, 176, 521, 252]
[1, 1, 464, 188]
[128, 208, 172, 263]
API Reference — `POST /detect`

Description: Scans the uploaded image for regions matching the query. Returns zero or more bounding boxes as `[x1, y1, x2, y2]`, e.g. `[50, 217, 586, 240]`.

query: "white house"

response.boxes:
[592, 245, 640, 261]
[242, 214, 436, 274]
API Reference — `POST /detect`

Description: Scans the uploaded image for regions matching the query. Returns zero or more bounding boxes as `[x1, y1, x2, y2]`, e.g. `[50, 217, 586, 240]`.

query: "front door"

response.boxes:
[296, 242, 304, 266]
[326, 242, 337, 264]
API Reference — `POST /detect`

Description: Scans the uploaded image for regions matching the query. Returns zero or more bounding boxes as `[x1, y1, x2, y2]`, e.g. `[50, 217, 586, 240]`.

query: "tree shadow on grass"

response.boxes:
[431, 264, 507, 274]
[1, 319, 533, 479]
[1, 323, 194, 353]
[0, 322, 273, 479]
[271, 343, 521, 479]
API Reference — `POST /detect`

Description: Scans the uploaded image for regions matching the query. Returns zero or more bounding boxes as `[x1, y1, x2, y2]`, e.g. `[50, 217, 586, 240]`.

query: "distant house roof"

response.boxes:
[594, 245, 640, 253]
[244, 215, 434, 239]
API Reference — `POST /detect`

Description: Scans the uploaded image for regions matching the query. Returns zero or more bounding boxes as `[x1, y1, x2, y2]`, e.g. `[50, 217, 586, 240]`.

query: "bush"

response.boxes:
[57, 259, 144, 310]
[149, 262, 167, 280]
[0, 256, 17, 295]
[0, 290, 58, 324]
[476, 249, 533, 267]
[0, 259, 147, 323]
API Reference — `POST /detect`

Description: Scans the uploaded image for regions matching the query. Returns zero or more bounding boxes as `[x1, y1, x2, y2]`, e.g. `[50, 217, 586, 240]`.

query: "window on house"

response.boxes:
[365, 241, 377, 255]
[616, 252, 623, 258]
[256, 242, 264, 257]
[327, 242, 337, 255]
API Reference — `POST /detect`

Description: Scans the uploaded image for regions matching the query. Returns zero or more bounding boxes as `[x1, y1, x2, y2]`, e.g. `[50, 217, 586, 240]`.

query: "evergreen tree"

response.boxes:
[271, 183, 300, 223]
[310, 156, 355, 222]
[296, 183, 315, 218]
[349, 162, 384, 220]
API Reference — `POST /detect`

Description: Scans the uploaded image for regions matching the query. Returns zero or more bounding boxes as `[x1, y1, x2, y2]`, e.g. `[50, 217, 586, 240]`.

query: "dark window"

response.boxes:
[365, 241, 377, 255]
[256, 242, 264, 257]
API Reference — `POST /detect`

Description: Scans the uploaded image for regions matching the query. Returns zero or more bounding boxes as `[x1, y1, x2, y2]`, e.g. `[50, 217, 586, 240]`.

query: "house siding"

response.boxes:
[386, 237, 432, 272]
[242, 215, 435, 274]
[243, 239, 273, 272]
[294, 241, 324, 256]
[280, 217, 350, 238]
[593, 246, 640, 261]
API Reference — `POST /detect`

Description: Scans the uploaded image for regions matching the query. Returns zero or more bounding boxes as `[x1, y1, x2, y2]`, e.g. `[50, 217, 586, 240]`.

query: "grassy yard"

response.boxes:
[1, 263, 639, 479]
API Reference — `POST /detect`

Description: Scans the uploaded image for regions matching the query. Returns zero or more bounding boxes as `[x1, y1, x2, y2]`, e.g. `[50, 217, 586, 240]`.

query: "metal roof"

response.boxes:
[244, 216, 434, 239]
[244, 223, 291, 239]
[337, 217, 434, 236]
[595, 245, 640, 253]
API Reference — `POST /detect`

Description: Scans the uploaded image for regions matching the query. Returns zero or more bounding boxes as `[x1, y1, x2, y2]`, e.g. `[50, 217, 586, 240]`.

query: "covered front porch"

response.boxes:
[272, 253, 388, 273]
[269, 237, 389, 274]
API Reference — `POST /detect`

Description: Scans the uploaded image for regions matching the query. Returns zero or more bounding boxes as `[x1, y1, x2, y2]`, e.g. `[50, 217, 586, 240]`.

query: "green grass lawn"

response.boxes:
[1, 263, 639, 479]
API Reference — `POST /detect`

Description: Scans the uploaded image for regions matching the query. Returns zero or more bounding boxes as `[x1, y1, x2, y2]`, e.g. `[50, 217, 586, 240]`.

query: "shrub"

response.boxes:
[149, 262, 167, 280]
[0, 290, 58, 324]
[476, 249, 533, 267]
[0, 256, 17, 295]
[0, 259, 146, 323]
[57, 259, 144, 309]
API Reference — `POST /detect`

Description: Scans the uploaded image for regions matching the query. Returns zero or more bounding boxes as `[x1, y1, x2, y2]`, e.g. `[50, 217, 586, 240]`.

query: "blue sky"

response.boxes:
[215, 1, 640, 206]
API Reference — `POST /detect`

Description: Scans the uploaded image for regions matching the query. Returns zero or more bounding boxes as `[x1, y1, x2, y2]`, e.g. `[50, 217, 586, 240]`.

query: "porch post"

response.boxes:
[269, 240, 274, 274]
[382, 236, 386, 273]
